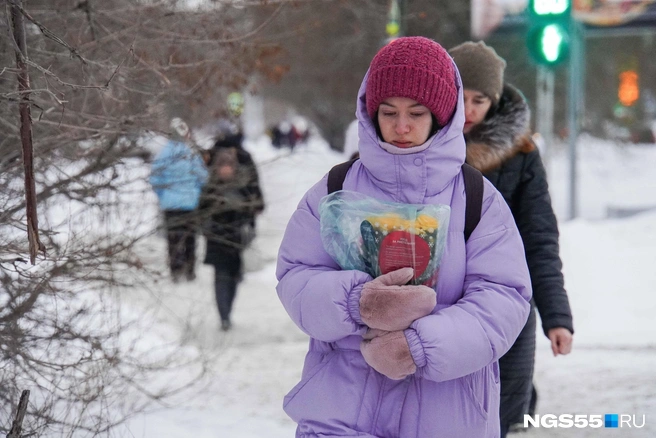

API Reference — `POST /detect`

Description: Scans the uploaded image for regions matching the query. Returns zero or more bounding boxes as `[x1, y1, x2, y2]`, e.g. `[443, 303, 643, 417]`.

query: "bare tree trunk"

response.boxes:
[6, 390, 30, 438]
[9, 0, 44, 265]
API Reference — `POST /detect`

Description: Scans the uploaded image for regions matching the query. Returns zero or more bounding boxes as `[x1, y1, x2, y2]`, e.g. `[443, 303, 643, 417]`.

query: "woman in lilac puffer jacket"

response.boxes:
[276, 37, 532, 438]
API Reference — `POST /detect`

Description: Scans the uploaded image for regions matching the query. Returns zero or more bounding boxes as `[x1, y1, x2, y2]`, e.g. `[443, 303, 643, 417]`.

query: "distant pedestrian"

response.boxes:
[199, 133, 264, 331]
[149, 118, 208, 282]
[271, 121, 294, 149]
[450, 40, 574, 437]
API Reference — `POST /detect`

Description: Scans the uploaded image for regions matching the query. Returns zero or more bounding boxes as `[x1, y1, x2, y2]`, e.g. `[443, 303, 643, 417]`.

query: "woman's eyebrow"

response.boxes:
[380, 102, 427, 109]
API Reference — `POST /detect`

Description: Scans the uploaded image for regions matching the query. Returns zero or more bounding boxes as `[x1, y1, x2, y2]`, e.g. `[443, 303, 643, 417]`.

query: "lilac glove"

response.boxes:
[360, 267, 436, 331]
[360, 329, 416, 380]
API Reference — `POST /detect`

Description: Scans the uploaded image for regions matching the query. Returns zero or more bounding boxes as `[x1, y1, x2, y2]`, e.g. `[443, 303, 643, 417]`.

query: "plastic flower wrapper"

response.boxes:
[319, 190, 450, 286]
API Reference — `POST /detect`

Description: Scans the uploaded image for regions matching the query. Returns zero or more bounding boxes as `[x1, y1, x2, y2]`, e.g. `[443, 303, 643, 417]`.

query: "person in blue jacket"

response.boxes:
[150, 118, 208, 282]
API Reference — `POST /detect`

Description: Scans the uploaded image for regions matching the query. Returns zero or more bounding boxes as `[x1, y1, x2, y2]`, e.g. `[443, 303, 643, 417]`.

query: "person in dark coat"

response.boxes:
[199, 133, 264, 331]
[450, 41, 574, 436]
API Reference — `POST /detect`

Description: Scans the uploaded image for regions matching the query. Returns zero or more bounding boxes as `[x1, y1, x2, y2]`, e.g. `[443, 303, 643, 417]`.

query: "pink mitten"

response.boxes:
[360, 267, 436, 331]
[361, 329, 416, 380]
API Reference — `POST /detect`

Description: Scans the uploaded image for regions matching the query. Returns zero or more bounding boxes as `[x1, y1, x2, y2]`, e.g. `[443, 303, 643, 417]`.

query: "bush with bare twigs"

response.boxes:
[0, 0, 283, 435]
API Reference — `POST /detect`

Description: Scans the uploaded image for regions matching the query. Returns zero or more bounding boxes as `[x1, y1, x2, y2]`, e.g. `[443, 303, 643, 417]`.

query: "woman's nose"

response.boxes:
[464, 104, 473, 119]
[396, 116, 410, 134]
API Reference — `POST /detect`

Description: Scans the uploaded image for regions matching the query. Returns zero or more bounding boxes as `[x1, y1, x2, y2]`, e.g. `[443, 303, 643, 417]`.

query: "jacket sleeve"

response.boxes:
[276, 177, 372, 342]
[405, 186, 532, 383]
[516, 149, 573, 336]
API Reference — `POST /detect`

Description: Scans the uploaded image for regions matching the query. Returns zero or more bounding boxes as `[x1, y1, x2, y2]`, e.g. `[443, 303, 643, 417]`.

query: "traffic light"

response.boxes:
[618, 70, 639, 107]
[386, 0, 401, 39]
[526, 0, 571, 66]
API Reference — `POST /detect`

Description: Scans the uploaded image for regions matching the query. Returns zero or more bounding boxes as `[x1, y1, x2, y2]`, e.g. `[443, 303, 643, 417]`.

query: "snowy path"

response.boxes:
[126, 255, 656, 437]
[124, 137, 656, 437]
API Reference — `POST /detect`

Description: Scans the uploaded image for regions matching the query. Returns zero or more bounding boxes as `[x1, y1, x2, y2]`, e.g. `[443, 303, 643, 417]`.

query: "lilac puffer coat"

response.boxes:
[276, 67, 532, 438]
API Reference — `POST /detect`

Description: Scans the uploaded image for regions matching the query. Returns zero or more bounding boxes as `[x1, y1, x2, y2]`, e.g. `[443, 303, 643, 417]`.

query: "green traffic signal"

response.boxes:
[528, 23, 569, 65]
[541, 24, 566, 63]
[530, 0, 570, 16]
[526, 0, 571, 66]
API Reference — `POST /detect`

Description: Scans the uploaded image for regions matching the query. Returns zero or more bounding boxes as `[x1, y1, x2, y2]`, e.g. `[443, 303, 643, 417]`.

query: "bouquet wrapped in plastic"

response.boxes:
[319, 190, 450, 287]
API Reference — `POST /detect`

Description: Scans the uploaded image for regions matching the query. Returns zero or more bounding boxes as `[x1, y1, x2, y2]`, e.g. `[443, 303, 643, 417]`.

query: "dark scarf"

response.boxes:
[465, 84, 535, 173]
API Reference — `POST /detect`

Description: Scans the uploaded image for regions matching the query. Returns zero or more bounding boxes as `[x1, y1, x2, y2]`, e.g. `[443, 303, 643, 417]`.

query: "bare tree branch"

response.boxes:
[1, 88, 67, 104]
[6, 390, 30, 438]
[9, 0, 45, 265]
[7, 0, 88, 64]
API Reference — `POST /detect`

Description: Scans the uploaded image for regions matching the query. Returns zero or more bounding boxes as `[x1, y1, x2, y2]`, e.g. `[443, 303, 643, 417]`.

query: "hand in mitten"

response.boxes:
[360, 267, 436, 331]
[361, 329, 416, 380]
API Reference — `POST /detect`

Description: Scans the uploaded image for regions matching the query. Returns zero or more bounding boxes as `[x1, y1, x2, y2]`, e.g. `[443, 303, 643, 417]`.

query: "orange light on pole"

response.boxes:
[618, 70, 639, 107]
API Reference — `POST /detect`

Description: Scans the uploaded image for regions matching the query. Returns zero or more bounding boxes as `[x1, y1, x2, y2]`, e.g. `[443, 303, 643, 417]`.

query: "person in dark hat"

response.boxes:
[450, 40, 574, 437]
[198, 133, 264, 331]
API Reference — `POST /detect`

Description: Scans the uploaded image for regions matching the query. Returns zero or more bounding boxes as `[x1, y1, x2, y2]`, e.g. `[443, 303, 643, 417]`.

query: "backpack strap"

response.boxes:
[327, 158, 358, 194]
[462, 163, 484, 242]
[327, 159, 483, 242]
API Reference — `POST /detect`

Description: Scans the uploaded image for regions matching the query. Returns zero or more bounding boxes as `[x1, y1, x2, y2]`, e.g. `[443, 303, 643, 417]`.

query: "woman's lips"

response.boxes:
[392, 141, 412, 147]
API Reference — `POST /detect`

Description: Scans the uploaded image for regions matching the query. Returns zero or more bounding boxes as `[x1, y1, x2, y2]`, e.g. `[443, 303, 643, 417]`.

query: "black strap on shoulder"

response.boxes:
[327, 158, 483, 242]
[327, 158, 358, 194]
[462, 163, 484, 242]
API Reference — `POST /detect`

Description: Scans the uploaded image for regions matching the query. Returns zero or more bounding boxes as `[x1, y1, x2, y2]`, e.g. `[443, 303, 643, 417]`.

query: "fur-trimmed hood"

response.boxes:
[465, 84, 535, 173]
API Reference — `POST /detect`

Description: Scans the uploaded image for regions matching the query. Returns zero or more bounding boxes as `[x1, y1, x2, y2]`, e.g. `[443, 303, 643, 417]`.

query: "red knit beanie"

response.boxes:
[366, 37, 457, 127]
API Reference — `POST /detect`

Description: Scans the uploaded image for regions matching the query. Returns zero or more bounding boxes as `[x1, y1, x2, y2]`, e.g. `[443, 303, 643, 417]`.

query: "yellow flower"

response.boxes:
[367, 213, 438, 234]
[368, 214, 409, 230]
[415, 214, 438, 233]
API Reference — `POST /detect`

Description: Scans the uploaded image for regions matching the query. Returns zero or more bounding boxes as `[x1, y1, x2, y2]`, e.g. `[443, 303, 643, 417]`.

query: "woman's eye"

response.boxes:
[381, 112, 396, 117]
[411, 113, 427, 118]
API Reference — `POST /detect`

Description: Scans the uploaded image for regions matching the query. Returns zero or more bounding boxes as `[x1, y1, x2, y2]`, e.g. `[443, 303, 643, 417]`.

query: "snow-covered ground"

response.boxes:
[122, 134, 656, 437]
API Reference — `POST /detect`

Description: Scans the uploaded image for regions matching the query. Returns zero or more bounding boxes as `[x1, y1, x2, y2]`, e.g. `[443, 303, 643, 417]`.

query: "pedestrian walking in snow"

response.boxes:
[276, 37, 532, 437]
[450, 40, 574, 436]
[149, 118, 208, 282]
[199, 133, 264, 331]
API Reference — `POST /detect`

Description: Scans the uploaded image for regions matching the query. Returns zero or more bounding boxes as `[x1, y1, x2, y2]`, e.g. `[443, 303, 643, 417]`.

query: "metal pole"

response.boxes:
[400, 0, 408, 37]
[567, 20, 583, 220]
[536, 65, 555, 168]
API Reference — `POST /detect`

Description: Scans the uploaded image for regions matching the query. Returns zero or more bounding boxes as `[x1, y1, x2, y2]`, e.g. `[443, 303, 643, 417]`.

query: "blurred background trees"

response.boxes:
[254, 0, 473, 150]
[253, 0, 655, 149]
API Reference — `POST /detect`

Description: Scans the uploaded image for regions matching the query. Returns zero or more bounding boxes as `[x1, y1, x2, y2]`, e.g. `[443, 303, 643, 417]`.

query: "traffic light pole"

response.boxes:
[536, 65, 555, 168]
[567, 19, 584, 220]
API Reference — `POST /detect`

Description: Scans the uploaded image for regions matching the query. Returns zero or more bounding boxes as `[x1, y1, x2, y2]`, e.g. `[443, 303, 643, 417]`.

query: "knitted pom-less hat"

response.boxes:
[366, 37, 458, 127]
[449, 41, 506, 105]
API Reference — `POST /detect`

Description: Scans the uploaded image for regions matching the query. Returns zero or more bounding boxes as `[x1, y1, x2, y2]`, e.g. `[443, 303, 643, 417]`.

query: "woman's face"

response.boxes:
[377, 97, 433, 148]
[463, 89, 492, 134]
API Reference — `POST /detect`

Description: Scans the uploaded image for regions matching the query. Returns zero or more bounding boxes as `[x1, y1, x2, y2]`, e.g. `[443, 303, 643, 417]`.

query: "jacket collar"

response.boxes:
[464, 84, 533, 173]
